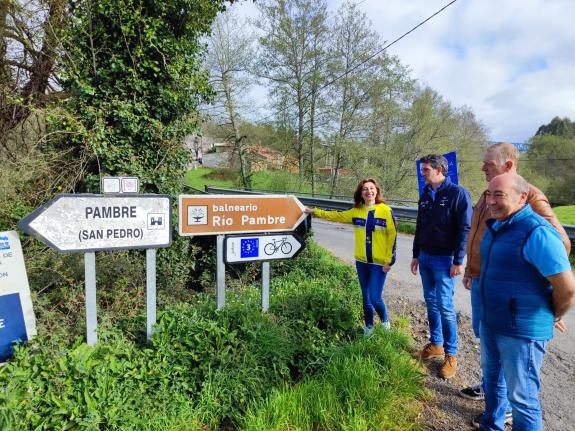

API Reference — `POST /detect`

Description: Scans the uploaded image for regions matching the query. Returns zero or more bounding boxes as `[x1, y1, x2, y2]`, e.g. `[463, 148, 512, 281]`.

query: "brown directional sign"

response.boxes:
[178, 195, 306, 236]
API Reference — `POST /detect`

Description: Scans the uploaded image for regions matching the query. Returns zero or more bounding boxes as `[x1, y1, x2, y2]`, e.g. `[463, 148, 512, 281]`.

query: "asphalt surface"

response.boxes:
[311, 218, 575, 431]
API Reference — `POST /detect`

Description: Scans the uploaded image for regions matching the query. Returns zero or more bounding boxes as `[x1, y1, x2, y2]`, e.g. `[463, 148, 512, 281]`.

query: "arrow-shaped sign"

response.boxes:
[179, 194, 306, 236]
[224, 232, 305, 263]
[18, 194, 172, 252]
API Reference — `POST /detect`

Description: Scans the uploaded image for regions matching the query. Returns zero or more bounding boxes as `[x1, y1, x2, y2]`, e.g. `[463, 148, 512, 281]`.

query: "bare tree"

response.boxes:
[205, 8, 255, 188]
[325, 1, 380, 197]
[0, 0, 66, 158]
[255, 0, 328, 184]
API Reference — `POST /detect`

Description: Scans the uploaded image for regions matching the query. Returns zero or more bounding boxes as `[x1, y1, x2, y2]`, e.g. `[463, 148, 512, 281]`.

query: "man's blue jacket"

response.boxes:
[412, 177, 472, 265]
[479, 205, 556, 340]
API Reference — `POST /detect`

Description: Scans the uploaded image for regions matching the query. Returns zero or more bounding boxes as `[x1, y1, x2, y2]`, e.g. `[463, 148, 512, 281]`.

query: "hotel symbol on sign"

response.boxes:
[187, 206, 208, 225]
[147, 213, 166, 229]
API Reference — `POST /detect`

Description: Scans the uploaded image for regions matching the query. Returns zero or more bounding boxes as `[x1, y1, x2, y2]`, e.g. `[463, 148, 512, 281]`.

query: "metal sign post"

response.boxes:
[146, 249, 156, 343]
[84, 252, 97, 346]
[261, 261, 270, 312]
[216, 235, 226, 310]
[222, 232, 306, 312]
[18, 192, 172, 346]
[178, 194, 307, 312]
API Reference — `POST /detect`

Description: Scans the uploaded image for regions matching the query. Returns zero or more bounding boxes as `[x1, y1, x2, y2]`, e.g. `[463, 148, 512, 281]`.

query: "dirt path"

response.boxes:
[388, 282, 575, 431]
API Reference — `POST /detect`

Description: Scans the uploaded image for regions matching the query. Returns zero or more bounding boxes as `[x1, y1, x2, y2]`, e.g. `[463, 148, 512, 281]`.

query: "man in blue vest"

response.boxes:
[411, 154, 472, 379]
[478, 173, 575, 431]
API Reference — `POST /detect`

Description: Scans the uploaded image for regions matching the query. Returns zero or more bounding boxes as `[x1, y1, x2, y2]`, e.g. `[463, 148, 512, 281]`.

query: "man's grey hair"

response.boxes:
[511, 174, 529, 195]
[487, 142, 519, 165]
[419, 154, 449, 175]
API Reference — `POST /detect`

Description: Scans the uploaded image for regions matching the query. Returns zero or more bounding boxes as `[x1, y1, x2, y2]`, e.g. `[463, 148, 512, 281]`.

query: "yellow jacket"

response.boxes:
[314, 203, 397, 266]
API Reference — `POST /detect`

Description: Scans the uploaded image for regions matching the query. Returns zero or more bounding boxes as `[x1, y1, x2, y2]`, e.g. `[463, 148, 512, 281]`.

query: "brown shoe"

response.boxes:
[440, 354, 457, 379]
[415, 343, 444, 360]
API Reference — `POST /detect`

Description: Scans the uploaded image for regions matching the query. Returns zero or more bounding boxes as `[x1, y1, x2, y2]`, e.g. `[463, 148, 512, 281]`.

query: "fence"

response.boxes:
[186, 185, 575, 241]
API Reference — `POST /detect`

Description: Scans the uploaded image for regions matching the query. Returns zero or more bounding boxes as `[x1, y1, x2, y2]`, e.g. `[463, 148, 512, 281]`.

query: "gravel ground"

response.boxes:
[386, 293, 490, 430]
[385, 285, 574, 431]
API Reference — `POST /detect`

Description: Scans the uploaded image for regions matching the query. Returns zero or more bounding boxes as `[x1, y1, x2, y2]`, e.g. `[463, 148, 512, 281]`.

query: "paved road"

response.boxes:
[312, 218, 575, 430]
[312, 218, 574, 353]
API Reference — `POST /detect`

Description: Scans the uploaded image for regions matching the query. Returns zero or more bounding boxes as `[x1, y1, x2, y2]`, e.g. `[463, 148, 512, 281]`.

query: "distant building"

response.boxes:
[245, 146, 298, 173]
[214, 142, 234, 153]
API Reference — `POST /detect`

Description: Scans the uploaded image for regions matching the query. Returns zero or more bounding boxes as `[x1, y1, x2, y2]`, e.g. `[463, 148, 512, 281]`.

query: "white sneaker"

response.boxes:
[381, 321, 390, 330]
[363, 326, 374, 336]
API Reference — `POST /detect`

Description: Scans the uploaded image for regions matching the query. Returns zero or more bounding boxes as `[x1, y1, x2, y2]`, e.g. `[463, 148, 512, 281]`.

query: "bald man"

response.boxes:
[477, 173, 575, 431]
[460, 143, 570, 420]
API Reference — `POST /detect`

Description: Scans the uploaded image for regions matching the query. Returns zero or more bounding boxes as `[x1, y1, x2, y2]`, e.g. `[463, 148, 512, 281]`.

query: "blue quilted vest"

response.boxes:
[479, 205, 554, 340]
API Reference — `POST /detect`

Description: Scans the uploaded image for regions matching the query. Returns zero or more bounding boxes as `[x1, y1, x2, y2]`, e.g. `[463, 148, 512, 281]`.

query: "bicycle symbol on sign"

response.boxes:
[264, 237, 292, 256]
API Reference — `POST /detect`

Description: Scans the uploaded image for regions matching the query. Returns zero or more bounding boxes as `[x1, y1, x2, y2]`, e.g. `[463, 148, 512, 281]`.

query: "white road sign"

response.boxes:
[225, 233, 305, 263]
[0, 231, 36, 361]
[18, 194, 172, 252]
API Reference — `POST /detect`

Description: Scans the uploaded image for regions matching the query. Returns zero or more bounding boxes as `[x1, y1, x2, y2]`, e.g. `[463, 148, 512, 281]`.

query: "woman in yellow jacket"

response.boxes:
[306, 178, 397, 335]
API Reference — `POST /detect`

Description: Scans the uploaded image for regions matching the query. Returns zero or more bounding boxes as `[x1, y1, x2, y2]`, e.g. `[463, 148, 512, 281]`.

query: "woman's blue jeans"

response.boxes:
[355, 261, 388, 327]
[480, 323, 546, 431]
[418, 251, 458, 355]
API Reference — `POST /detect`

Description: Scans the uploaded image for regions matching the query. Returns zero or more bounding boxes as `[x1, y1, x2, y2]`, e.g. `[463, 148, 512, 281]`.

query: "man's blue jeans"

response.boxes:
[472, 278, 513, 419]
[418, 251, 458, 355]
[480, 323, 546, 431]
[356, 261, 388, 327]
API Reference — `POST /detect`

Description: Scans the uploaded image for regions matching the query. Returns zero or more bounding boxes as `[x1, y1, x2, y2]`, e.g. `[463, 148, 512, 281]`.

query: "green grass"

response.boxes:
[184, 167, 340, 196]
[552, 206, 574, 267]
[242, 329, 425, 431]
[553, 205, 575, 225]
[184, 167, 236, 190]
[397, 221, 416, 235]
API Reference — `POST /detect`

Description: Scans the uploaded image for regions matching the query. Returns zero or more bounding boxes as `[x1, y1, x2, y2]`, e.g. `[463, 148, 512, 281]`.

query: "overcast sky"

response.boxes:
[231, 0, 575, 143]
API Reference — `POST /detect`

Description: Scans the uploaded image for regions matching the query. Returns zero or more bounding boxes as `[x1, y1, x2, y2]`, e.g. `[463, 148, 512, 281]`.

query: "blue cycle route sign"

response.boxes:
[240, 238, 259, 258]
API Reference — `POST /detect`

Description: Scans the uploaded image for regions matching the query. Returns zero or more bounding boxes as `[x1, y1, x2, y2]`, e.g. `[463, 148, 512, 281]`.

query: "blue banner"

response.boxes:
[0, 293, 28, 361]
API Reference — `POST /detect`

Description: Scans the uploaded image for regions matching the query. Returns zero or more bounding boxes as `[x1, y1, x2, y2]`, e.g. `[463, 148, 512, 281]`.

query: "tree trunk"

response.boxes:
[222, 73, 250, 189]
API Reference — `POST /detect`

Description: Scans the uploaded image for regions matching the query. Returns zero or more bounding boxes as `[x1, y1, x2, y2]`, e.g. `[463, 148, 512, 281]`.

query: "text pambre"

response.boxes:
[81, 205, 141, 241]
[211, 203, 286, 226]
